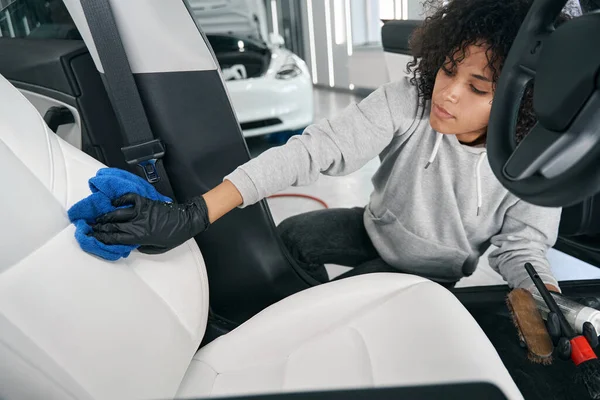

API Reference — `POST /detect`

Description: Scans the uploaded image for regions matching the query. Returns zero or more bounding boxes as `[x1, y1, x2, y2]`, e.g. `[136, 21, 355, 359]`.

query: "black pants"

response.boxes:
[278, 207, 456, 288]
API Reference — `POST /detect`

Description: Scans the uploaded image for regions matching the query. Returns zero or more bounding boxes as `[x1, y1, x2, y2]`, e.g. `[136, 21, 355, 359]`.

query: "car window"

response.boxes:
[0, 0, 80, 39]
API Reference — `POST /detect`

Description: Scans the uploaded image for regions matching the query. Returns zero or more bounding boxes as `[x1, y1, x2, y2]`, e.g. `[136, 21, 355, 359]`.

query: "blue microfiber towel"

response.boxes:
[68, 167, 172, 261]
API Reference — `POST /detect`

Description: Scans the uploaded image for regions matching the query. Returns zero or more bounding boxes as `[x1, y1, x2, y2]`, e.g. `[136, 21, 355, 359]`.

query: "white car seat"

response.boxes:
[0, 74, 523, 400]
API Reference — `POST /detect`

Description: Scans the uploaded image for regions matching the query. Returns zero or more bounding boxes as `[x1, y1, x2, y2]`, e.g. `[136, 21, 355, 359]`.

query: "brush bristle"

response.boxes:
[575, 359, 600, 399]
[528, 352, 553, 365]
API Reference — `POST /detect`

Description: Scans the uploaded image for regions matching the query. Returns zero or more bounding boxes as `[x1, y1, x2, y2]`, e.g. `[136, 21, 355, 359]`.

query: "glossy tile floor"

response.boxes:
[246, 87, 600, 286]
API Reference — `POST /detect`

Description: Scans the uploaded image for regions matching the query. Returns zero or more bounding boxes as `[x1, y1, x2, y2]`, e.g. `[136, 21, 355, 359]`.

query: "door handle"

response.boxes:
[44, 106, 75, 133]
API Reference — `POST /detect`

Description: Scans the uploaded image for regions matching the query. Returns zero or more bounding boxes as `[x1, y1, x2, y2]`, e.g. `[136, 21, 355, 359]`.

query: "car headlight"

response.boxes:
[276, 57, 302, 80]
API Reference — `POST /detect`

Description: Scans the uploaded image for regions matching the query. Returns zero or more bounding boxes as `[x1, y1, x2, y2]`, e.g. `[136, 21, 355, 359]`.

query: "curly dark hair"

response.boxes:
[407, 0, 570, 143]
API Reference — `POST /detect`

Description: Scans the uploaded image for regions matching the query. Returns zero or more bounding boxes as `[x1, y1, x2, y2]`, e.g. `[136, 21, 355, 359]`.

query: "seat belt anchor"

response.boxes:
[139, 159, 160, 184]
[121, 139, 167, 184]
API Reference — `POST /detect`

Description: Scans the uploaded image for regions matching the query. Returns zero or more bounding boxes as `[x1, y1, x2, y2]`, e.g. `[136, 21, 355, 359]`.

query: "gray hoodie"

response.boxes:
[225, 77, 562, 289]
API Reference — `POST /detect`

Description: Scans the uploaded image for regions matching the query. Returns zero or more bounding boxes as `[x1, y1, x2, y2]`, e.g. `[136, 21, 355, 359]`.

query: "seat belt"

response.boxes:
[80, 0, 176, 200]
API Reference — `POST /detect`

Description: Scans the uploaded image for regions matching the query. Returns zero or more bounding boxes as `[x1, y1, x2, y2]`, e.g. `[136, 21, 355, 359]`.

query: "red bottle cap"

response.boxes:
[571, 336, 598, 366]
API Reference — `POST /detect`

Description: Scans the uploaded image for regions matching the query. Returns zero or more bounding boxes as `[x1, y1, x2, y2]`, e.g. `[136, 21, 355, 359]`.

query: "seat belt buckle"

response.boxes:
[121, 139, 166, 184]
[139, 159, 160, 184]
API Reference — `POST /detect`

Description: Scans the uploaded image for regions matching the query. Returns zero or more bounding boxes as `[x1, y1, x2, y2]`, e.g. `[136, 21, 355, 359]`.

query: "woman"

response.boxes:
[92, 0, 568, 292]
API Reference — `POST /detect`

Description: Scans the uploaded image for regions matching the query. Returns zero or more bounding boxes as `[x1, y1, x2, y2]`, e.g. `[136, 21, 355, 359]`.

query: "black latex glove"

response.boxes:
[91, 193, 210, 254]
[546, 312, 600, 360]
[581, 297, 600, 310]
[556, 336, 572, 360]
[545, 312, 562, 345]
[545, 312, 572, 359]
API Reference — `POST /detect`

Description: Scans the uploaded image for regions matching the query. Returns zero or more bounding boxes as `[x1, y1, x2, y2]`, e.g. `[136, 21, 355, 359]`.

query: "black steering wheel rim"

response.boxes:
[487, 0, 600, 208]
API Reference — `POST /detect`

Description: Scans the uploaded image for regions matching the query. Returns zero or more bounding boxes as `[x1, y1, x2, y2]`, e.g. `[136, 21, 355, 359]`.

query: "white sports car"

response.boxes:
[190, 0, 314, 138]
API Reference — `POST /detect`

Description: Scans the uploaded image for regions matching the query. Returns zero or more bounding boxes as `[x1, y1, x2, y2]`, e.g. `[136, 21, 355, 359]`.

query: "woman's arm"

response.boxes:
[202, 180, 243, 224]
[488, 200, 562, 291]
[224, 78, 419, 208]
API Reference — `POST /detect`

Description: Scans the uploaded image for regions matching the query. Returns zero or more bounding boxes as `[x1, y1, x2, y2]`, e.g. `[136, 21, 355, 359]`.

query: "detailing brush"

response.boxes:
[507, 287, 554, 364]
[525, 262, 600, 399]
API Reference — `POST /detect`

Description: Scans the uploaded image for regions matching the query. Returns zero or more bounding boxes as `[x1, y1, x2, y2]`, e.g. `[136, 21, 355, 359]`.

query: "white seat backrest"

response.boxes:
[0, 74, 209, 400]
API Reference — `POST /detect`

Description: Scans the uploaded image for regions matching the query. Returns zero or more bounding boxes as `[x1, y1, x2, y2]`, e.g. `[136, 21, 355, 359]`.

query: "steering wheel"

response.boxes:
[487, 0, 600, 208]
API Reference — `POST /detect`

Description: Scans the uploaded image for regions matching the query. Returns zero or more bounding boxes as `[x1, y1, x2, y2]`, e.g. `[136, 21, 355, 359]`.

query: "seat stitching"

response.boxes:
[38, 115, 57, 199]
[4, 86, 61, 204]
[183, 240, 210, 339]
[54, 135, 73, 209]
[9, 86, 54, 189]
[191, 359, 219, 375]
[183, 359, 219, 396]
[281, 353, 291, 390]
[347, 326, 375, 386]
[124, 256, 196, 343]
[14, 87, 58, 198]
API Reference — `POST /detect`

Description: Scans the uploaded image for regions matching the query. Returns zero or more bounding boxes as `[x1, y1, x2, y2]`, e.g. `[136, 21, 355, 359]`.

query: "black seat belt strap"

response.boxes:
[80, 0, 176, 200]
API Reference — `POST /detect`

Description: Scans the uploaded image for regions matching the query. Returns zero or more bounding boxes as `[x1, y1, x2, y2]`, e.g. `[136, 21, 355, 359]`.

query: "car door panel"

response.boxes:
[0, 34, 129, 170]
[0, 38, 84, 148]
[0, 38, 83, 95]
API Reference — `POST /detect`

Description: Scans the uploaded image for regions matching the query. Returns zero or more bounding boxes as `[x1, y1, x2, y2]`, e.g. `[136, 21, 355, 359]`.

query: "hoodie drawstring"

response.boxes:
[425, 133, 487, 216]
[425, 132, 443, 169]
[476, 152, 487, 216]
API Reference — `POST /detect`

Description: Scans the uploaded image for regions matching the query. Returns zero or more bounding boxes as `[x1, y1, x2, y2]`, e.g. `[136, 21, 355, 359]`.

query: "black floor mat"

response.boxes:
[472, 310, 597, 400]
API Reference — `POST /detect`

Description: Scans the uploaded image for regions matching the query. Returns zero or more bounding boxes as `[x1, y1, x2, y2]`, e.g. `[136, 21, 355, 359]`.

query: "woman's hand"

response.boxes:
[545, 284, 561, 293]
[92, 193, 210, 254]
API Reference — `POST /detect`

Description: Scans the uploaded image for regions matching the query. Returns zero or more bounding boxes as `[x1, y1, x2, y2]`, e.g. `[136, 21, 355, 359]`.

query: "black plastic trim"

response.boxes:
[241, 118, 282, 130]
[0, 38, 87, 95]
[381, 20, 422, 55]
[43, 106, 75, 133]
[191, 382, 507, 400]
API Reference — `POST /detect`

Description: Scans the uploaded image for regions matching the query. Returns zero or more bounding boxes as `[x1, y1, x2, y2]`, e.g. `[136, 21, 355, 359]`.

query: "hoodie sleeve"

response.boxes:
[224, 78, 420, 207]
[488, 200, 562, 290]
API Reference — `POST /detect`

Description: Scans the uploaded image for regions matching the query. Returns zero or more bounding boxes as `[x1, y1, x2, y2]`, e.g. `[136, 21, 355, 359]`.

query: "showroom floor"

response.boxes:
[245, 87, 600, 286]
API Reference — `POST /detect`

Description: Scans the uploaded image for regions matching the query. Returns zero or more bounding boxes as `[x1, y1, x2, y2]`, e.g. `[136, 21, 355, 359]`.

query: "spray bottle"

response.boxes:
[531, 291, 600, 335]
